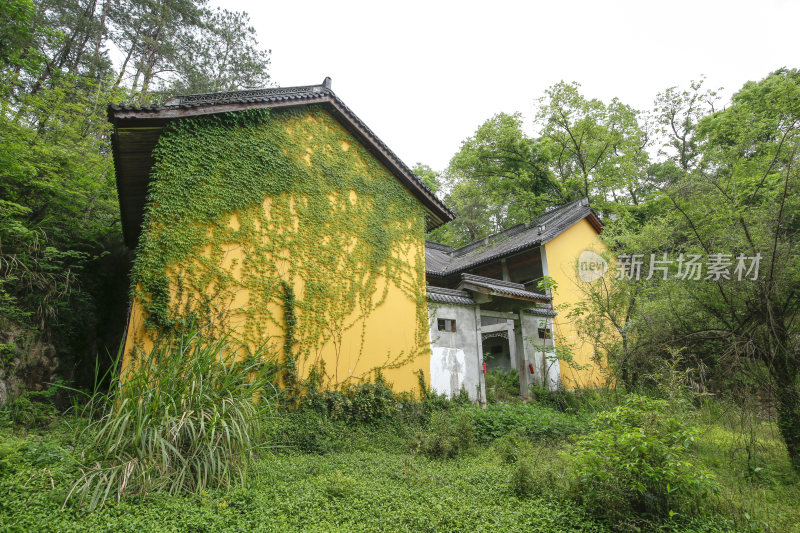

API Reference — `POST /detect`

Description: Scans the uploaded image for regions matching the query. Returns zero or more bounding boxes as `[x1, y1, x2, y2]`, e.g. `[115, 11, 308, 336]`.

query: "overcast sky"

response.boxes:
[211, 0, 799, 171]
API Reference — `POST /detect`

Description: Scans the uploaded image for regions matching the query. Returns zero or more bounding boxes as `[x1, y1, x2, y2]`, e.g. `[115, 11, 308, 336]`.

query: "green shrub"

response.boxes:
[66, 329, 276, 509]
[569, 395, 718, 523]
[296, 371, 478, 430]
[0, 387, 58, 428]
[397, 389, 471, 429]
[509, 458, 540, 498]
[496, 432, 525, 464]
[298, 372, 400, 424]
[330, 375, 398, 423]
[472, 402, 588, 443]
[530, 385, 619, 414]
[509, 445, 566, 500]
[494, 434, 566, 498]
[321, 469, 356, 499]
[485, 368, 520, 403]
[410, 410, 474, 459]
[282, 409, 340, 454]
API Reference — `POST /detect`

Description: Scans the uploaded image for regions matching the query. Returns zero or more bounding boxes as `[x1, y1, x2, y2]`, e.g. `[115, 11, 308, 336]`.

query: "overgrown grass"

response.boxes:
[470, 401, 590, 442]
[485, 368, 520, 403]
[1, 426, 737, 533]
[64, 330, 278, 509]
[695, 399, 800, 531]
[2, 377, 799, 531]
[409, 409, 475, 459]
[0, 385, 58, 429]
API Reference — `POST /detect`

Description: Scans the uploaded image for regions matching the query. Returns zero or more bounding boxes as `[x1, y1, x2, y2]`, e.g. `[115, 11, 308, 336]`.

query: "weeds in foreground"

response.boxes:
[508, 445, 566, 499]
[568, 395, 718, 524]
[409, 410, 475, 459]
[65, 329, 277, 510]
[3, 349, 796, 531]
[485, 368, 520, 403]
[0, 385, 58, 428]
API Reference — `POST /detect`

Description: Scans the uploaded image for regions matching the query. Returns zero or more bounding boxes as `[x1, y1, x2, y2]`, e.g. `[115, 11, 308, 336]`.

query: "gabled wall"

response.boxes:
[543, 218, 610, 388]
[122, 107, 431, 393]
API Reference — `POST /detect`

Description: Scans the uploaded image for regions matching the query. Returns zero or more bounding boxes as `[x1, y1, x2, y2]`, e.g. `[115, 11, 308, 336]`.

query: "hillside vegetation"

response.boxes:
[1, 336, 798, 532]
[1, 1, 799, 531]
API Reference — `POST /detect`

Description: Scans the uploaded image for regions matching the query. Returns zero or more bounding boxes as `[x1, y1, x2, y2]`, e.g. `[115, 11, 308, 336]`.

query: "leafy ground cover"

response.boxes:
[2, 395, 796, 533]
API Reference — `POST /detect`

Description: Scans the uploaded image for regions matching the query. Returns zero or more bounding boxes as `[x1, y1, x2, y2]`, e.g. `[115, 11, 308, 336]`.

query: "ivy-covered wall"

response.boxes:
[123, 106, 430, 391]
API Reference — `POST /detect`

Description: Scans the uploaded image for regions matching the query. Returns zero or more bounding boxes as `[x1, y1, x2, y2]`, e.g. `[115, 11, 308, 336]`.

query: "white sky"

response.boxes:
[211, 0, 799, 171]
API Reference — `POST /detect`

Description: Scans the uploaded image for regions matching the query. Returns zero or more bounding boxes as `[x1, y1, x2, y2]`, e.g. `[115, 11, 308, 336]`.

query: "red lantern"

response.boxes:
[528, 363, 535, 374]
[482, 362, 487, 374]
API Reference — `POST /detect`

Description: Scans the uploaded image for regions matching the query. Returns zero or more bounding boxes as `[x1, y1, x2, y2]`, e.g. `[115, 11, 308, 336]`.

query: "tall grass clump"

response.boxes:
[66, 329, 277, 510]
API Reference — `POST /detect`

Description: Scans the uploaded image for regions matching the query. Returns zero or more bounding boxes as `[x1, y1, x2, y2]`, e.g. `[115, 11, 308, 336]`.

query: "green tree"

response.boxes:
[431, 113, 561, 245]
[0, 0, 272, 396]
[433, 85, 653, 246]
[653, 77, 720, 173]
[578, 69, 800, 469]
[682, 68, 800, 469]
[169, 9, 271, 95]
[412, 163, 441, 193]
[535, 81, 650, 213]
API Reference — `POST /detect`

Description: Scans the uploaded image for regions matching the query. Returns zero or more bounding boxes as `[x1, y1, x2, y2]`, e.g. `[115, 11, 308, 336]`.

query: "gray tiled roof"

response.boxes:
[107, 81, 450, 219]
[425, 198, 600, 276]
[427, 284, 557, 315]
[109, 84, 330, 112]
[426, 286, 475, 306]
[424, 241, 453, 273]
[458, 273, 551, 302]
[524, 307, 558, 318]
[108, 78, 454, 247]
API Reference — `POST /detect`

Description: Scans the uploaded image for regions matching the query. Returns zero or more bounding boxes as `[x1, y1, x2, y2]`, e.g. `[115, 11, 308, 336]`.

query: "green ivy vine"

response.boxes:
[129, 106, 429, 386]
[281, 280, 298, 406]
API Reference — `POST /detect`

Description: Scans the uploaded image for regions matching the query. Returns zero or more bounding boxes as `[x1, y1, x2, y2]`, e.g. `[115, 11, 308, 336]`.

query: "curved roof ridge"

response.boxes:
[425, 240, 456, 253]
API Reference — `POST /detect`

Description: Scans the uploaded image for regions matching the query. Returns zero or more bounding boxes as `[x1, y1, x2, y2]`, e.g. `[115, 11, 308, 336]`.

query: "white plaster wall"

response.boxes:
[519, 315, 560, 392]
[430, 347, 466, 397]
[428, 303, 481, 400]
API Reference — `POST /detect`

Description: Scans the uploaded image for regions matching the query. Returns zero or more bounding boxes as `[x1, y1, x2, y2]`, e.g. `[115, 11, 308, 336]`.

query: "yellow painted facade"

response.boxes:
[543, 218, 610, 388]
[122, 110, 430, 394]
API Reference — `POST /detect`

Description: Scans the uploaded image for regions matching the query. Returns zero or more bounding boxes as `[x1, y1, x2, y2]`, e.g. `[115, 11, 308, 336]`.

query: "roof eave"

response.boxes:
[586, 211, 603, 233]
[457, 282, 551, 304]
[108, 119, 133, 248]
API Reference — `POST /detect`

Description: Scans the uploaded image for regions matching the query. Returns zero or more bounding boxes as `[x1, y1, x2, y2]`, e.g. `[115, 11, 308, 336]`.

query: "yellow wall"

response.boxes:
[543, 218, 610, 388]
[122, 110, 430, 394]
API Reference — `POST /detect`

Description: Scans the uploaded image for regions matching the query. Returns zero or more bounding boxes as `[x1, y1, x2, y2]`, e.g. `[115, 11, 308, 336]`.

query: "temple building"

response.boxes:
[425, 198, 608, 400]
[109, 78, 608, 399]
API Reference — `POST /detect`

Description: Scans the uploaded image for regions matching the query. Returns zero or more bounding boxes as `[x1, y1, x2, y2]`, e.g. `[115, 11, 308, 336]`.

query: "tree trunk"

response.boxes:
[774, 366, 800, 471]
[114, 44, 135, 88]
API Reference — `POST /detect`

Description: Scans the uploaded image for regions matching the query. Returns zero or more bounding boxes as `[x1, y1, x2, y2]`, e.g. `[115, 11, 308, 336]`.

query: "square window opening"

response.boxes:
[437, 318, 457, 333]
